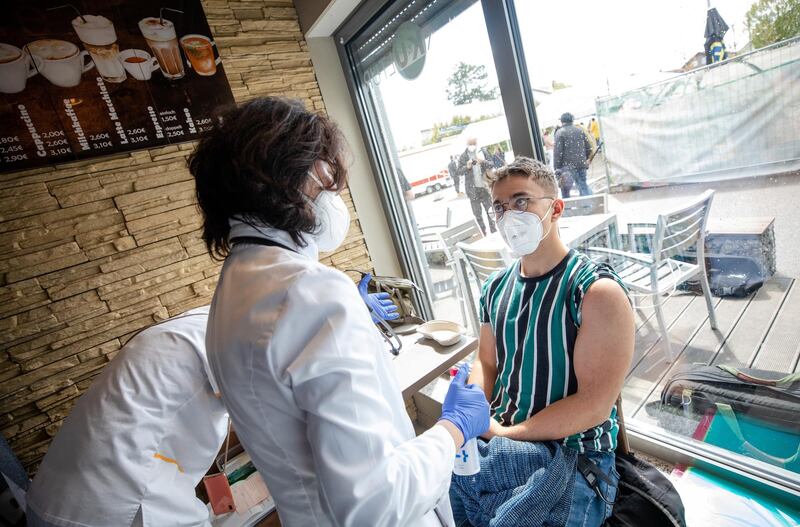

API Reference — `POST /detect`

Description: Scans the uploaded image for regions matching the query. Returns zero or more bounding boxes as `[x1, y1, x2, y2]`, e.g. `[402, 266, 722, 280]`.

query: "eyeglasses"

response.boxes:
[493, 196, 554, 219]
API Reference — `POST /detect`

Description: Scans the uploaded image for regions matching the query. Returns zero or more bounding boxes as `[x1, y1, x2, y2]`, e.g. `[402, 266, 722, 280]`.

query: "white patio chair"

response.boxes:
[417, 207, 453, 267]
[456, 241, 509, 333]
[436, 220, 483, 332]
[586, 190, 718, 361]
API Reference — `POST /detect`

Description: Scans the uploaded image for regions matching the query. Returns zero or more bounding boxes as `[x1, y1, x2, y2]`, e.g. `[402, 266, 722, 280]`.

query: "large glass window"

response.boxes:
[344, 0, 515, 331]
[341, 0, 800, 506]
[515, 0, 800, 493]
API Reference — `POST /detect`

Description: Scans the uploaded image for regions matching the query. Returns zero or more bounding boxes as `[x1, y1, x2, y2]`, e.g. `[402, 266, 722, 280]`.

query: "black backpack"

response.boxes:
[658, 364, 800, 433]
[604, 451, 687, 527]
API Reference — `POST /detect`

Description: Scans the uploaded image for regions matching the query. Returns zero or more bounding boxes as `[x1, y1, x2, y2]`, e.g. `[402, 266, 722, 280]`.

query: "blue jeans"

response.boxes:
[450, 449, 618, 527]
[565, 450, 619, 527]
[565, 167, 592, 196]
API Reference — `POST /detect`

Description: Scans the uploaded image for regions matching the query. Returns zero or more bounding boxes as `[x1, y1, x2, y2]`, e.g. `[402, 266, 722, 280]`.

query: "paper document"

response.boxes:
[232, 472, 270, 513]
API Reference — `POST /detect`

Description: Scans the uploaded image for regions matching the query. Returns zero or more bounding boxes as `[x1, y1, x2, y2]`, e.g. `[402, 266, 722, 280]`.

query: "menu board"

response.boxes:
[0, 0, 235, 173]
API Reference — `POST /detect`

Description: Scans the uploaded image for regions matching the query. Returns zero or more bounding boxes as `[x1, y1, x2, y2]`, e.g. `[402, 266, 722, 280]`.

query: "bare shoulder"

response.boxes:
[582, 278, 631, 319]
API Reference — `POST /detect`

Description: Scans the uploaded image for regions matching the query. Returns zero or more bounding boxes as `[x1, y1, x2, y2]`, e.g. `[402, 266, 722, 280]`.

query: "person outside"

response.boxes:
[588, 118, 600, 145]
[542, 128, 555, 170]
[490, 146, 505, 169]
[457, 137, 496, 235]
[469, 157, 634, 527]
[190, 97, 490, 526]
[448, 155, 463, 196]
[553, 112, 594, 196]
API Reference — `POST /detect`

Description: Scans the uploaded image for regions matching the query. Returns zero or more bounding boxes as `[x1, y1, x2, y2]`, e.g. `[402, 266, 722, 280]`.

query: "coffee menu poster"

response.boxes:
[0, 0, 235, 173]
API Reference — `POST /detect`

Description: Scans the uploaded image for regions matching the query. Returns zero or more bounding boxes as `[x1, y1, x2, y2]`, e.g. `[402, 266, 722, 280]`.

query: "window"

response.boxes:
[514, 0, 799, 494]
[339, 0, 800, 505]
[342, 0, 516, 329]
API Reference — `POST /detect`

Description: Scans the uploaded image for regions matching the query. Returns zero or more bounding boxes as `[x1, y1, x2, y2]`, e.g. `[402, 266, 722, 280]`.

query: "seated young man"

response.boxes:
[470, 157, 634, 527]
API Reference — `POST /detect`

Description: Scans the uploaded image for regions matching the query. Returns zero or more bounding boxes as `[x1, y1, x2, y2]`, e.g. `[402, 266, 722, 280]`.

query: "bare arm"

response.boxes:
[470, 323, 508, 438]
[492, 279, 634, 441]
[468, 323, 498, 401]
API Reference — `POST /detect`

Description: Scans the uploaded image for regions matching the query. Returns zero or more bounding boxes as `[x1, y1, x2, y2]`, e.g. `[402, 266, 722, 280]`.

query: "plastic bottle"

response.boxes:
[449, 366, 480, 476]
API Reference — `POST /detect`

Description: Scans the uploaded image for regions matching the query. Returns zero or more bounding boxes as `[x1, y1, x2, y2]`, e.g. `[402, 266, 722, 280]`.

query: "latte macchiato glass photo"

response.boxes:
[25, 39, 95, 88]
[0, 43, 40, 94]
[71, 15, 126, 83]
[138, 17, 184, 80]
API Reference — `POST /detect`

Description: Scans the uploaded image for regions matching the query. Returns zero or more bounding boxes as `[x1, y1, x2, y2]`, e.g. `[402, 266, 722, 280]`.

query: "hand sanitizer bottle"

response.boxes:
[449, 367, 480, 476]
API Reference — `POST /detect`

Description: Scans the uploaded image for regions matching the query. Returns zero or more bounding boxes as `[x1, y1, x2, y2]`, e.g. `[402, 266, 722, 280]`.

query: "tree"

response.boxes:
[746, 0, 800, 49]
[446, 62, 499, 105]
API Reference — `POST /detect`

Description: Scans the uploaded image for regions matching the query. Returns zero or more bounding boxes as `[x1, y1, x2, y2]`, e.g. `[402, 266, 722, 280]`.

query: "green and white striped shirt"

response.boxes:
[479, 249, 627, 453]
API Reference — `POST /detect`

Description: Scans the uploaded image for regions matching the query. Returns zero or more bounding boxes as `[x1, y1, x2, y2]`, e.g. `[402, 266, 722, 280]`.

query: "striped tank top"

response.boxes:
[479, 249, 627, 452]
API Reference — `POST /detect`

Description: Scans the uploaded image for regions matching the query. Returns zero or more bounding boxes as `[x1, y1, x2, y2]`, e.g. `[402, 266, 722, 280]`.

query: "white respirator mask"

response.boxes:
[497, 202, 554, 256]
[306, 167, 350, 252]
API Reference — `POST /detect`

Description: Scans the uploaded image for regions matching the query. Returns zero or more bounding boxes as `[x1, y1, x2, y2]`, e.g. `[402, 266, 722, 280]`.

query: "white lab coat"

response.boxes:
[206, 220, 456, 527]
[26, 306, 228, 527]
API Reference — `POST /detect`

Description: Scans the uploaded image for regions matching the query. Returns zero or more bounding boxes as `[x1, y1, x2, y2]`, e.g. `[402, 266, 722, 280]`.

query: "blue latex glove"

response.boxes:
[357, 272, 400, 323]
[440, 363, 491, 446]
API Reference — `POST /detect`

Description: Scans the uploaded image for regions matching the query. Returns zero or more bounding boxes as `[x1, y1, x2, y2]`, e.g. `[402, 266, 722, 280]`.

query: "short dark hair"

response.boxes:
[189, 97, 349, 259]
[490, 156, 558, 196]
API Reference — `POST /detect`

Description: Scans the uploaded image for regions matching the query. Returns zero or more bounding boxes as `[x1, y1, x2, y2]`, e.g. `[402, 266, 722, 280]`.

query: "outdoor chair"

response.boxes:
[586, 190, 718, 361]
[435, 219, 484, 329]
[417, 207, 453, 267]
[561, 194, 608, 218]
[456, 241, 508, 333]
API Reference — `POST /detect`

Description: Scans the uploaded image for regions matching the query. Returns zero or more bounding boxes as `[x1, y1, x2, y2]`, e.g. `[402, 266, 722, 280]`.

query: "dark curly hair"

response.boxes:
[188, 97, 349, 259]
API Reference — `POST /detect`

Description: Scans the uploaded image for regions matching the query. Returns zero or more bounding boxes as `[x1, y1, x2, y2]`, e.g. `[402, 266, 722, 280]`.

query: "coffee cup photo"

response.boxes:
[0, 43, 41, 94]
[25, 39, 94, 88]
[119, 49, 160, 81]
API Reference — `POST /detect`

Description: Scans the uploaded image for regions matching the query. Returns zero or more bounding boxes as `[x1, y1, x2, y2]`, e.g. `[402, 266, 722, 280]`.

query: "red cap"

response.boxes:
[449, 367, 459, 378]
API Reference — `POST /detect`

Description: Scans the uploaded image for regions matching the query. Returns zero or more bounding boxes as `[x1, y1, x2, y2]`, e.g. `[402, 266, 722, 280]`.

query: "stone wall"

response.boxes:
[0, 0, 372, 474]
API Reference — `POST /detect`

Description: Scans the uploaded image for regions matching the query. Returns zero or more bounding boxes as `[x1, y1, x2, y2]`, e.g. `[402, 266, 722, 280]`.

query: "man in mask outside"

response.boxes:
[553, 112, 594, 196]
[468, 157, 634, 527]
[457, 137, 496, 235]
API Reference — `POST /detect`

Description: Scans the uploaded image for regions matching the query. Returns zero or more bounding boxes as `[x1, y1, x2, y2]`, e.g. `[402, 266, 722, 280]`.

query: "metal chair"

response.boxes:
[435, 219, 484, 319]
[456, 240, 509, 333]
[586, 190, 718, 361]
[417, 207, 453, 267]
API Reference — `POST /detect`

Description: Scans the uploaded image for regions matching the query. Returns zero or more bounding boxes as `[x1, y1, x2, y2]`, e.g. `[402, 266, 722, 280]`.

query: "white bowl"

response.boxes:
[417, 320, 466, 346]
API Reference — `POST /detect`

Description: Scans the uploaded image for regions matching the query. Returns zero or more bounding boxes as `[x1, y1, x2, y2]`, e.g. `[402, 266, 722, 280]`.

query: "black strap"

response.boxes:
[577, 454, 617, 505]
[230, 236, 296, 253]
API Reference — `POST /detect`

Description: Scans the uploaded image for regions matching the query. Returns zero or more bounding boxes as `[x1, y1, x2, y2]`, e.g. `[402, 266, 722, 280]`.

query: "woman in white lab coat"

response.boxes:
[26, 306, 228, 527]
[190, 97, 490, 527]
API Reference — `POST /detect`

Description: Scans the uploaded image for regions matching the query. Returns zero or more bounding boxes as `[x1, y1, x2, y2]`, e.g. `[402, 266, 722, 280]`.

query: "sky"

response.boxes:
[369, 0, 755, 149]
